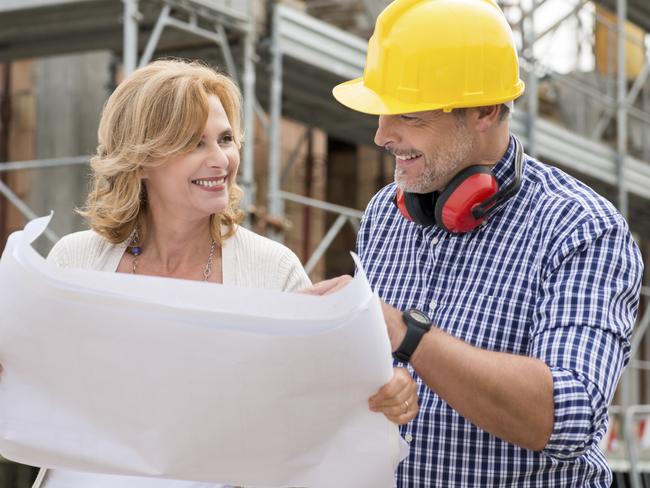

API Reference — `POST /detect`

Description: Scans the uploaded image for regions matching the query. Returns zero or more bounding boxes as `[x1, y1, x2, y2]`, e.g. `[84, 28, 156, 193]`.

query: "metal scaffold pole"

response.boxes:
[616, 0, 629, 220]
[268, 3, 284, 242]
[122, 0, 139, 77]
[526, 0, 539, 158]
[617, 3, 636, 487]
[241, 0, 257, 226]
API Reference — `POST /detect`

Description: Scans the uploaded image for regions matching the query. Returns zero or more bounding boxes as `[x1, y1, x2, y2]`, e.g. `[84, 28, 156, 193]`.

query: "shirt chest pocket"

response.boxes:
[433, 291, 534, 355]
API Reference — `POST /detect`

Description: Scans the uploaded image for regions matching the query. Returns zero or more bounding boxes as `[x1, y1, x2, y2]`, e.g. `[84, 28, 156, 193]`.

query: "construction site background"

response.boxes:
[0, 0, 649, 487]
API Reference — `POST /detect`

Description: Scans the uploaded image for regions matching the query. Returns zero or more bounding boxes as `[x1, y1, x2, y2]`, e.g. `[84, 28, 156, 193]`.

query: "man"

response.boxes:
[307, 0, 644, 486]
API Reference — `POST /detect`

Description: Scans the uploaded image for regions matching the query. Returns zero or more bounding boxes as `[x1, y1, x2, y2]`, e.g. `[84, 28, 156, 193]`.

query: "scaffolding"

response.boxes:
[0, 0, 649, 484]
[0, 0, 258, 223]
[5, 0, 649, 258]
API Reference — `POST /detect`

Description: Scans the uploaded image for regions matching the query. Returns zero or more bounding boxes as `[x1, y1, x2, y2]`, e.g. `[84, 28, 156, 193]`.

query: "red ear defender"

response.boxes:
[434, 167, 498, 233]
[394, 188, 413, 221]
[394, 188, 437, 226]
[392, 168, 498, 232]
[393, 136, 524, 233]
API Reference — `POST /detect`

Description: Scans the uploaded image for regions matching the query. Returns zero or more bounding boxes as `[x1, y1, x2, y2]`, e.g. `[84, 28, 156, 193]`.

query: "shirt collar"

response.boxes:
[490, 134, 521, 190]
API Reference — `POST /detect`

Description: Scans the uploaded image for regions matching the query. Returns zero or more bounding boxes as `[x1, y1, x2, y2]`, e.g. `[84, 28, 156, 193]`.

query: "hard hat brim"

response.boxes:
[332, 78, 525, 115]
[332, 78, 398, 115]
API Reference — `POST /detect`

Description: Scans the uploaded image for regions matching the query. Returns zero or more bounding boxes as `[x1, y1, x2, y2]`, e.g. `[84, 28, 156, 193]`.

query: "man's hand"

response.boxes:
[380, 301, 408, 352]
[369, 367, 418, 424]
[299, 275, 353, 295]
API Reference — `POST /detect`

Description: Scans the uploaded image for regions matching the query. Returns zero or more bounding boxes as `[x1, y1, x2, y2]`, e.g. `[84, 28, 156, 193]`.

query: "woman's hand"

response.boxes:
[368, 367, 418, 424]
[299, 275, 353, 295]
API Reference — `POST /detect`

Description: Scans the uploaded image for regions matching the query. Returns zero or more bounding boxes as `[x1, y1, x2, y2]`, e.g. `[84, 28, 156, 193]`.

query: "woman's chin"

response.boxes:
[208, 199, 230, 216]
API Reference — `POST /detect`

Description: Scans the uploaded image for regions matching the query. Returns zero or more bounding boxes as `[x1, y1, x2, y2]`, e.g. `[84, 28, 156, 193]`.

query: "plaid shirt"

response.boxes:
[357, 136, 643, 487]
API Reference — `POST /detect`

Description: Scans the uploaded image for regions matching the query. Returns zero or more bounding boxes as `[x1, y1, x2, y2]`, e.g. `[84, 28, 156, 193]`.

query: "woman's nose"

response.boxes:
[206, 143, 229, 169]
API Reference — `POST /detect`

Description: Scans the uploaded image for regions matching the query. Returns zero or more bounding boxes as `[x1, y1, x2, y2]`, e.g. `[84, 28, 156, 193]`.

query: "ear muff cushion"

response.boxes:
[435, 166, 498, 233]
[404, 191, 436, 226]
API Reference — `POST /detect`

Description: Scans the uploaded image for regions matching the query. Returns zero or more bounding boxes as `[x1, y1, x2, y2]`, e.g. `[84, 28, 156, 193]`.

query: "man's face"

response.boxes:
[374, 110, 475, 194]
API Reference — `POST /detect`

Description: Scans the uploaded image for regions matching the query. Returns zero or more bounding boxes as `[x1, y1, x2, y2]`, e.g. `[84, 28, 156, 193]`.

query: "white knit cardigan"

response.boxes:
[46, 225, 311, 292]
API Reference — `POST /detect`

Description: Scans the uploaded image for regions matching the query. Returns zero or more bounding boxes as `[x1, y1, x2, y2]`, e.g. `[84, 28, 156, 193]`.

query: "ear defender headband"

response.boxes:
[394, 136, 524, 233]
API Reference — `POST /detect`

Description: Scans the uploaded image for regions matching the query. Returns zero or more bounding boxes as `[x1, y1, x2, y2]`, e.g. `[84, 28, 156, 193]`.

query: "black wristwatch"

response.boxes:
[393, 308, 432, 363]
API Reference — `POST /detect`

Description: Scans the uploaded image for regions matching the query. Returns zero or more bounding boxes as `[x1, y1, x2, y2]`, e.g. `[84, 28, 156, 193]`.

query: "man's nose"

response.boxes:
[374, 115, 397, 148]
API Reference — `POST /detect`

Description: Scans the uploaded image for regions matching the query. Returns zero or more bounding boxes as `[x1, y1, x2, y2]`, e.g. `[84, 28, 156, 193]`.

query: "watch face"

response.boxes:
[409, 309, 430, 325]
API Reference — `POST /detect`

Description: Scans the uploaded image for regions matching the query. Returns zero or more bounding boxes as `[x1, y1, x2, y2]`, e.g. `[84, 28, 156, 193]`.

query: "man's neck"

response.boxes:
[476, 127, 511, 166]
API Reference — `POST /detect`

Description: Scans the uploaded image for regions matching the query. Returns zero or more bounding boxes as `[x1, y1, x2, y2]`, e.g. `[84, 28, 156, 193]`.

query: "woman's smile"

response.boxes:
[191, 176, 227, 191]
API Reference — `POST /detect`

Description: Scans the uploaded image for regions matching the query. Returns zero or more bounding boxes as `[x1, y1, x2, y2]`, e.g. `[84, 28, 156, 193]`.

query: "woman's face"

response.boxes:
[141, 95, 240, 222]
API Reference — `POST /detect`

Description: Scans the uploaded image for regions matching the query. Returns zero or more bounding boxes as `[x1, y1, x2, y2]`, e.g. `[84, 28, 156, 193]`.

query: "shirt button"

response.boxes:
[429, 299, 437, 311]
[431, 237, 440, 245]
[405, 434, 413, 443]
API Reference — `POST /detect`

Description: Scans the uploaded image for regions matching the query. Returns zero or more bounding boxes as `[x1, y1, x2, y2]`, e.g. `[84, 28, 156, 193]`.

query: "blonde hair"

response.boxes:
[80, 59, 244, 245]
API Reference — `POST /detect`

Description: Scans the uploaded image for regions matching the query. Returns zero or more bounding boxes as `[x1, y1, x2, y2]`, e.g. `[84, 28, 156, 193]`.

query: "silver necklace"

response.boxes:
[130, 239, 217, 282]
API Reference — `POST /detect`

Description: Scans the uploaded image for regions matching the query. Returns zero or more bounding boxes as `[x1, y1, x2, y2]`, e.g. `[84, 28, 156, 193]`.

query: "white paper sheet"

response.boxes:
[0, 215, 406, 488]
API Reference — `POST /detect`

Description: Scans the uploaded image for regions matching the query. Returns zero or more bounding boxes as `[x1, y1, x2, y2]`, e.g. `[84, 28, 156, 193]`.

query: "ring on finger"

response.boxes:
[403, 400, 409, 414]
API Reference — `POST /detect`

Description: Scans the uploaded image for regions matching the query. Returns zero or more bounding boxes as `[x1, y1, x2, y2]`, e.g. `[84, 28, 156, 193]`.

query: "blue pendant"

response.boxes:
[129, 246, 142, 256]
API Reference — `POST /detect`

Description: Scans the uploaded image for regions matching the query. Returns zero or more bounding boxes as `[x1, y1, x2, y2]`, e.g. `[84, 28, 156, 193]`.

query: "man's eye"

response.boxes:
[400, 115, 417, 121]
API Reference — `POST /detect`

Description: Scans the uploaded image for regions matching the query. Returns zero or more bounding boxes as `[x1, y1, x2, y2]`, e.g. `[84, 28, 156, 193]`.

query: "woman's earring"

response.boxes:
[128, 228, 142, 256]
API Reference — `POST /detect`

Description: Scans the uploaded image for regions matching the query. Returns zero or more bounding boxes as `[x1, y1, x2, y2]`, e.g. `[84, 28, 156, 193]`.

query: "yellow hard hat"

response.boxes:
[333, 0, 525, 115]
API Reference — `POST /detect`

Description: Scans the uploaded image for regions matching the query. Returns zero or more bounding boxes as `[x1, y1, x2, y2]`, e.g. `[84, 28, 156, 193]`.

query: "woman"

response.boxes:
[1, 59, 418, 487]
[48, 60, 307, 292]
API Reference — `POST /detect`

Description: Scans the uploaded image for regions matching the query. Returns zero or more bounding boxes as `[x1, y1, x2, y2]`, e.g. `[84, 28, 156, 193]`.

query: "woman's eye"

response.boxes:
[220, 134, 234, 144]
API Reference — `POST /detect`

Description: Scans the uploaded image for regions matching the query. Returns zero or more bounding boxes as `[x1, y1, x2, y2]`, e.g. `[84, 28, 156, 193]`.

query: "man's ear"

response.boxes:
[472, 105, 501, 132]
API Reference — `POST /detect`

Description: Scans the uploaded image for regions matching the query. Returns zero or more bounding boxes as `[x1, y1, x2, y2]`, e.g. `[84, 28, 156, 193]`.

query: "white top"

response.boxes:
[34, 226, 311, 488]
[46, 226, 310, 292]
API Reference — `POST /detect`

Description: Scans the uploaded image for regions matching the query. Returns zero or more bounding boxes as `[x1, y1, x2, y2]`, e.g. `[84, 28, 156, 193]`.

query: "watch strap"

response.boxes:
[393, 309, 432, 363]
[393, 325, 428, 362]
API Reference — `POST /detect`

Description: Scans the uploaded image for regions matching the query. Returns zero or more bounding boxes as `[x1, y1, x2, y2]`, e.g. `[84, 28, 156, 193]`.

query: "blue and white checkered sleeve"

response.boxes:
[531, 214, 643, 460]
[356, 211, 370, 260]
[356, 191, 382, 262]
